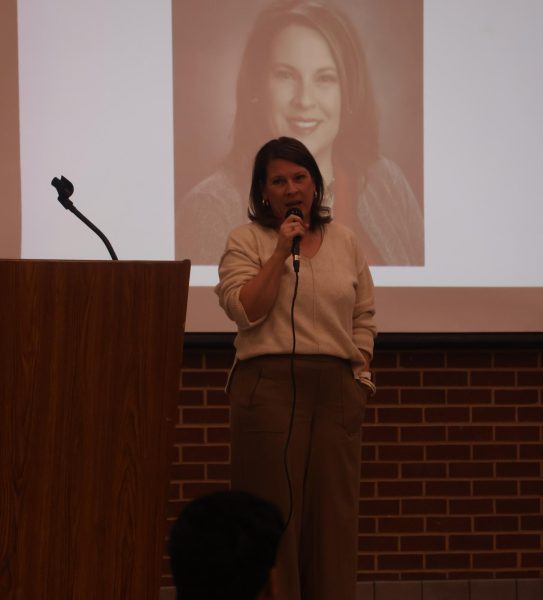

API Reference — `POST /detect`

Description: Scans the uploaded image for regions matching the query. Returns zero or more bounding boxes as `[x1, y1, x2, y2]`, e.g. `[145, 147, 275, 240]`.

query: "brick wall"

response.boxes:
[163, 335, 543, 584]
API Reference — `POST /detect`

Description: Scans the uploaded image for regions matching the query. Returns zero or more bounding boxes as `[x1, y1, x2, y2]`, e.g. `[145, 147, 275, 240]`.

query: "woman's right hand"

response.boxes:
[274, 213, 307, 258]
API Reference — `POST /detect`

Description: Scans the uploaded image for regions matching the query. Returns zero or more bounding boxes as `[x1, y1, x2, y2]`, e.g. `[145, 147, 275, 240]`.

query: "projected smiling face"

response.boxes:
[266, 24, 341, 175]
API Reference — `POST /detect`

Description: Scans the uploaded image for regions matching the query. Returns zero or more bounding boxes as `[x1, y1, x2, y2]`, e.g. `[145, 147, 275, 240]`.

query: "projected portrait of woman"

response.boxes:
[175, 0, 424, 266]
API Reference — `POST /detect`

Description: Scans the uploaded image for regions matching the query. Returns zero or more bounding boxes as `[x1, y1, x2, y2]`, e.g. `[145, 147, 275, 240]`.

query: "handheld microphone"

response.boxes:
[51, 175, 118, 260]
[285, 207, 303, 273]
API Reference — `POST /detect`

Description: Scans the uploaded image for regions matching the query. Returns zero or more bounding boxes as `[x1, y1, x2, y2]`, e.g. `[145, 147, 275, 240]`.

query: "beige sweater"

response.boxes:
[215, 221, 377, 376]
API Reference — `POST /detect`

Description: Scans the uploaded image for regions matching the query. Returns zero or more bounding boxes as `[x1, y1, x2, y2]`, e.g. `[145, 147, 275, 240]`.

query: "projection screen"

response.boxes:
[4, 0, 543, 333]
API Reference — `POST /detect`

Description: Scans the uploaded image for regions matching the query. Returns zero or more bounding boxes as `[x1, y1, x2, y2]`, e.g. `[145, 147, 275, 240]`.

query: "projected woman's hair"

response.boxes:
[175, 0, 424, 266]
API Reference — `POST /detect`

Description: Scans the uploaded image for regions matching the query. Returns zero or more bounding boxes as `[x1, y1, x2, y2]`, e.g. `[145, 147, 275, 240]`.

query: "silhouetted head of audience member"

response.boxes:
[168, 490, 284, 600]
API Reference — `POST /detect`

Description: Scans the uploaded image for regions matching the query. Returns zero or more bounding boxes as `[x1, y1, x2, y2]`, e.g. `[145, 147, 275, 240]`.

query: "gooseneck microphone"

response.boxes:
[285, 206, 303, 273]
[51, 175, 118, 260]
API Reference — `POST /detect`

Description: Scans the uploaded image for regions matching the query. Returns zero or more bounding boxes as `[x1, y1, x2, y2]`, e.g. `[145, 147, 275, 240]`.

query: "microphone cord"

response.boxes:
[282, 267, 299, 531]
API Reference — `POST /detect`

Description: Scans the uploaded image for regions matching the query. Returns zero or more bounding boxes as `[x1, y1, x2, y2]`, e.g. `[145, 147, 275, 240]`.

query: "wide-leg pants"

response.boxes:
[228, 355, 368, 600]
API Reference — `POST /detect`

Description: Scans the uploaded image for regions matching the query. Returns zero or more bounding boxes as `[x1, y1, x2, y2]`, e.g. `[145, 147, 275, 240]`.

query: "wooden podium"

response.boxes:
[0, 259, 190, 599]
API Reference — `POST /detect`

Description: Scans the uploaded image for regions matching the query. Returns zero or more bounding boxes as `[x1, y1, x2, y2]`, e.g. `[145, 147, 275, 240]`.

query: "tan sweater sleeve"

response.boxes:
[215, 225, 269, 331]
[352, 238, 377, 359]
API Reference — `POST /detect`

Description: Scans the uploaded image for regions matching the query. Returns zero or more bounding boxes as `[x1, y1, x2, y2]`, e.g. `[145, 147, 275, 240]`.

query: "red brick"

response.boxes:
[360, 445, 376, 461]
[473, 553, 517, 569]
[402, 388, 446, 404]
[182, 407, 229, 425]
[364, 408, 376, 424]
[448, 389, 492, 404]
[472, 406, 516, 422]
[496, 534, 541, 549]
[206, 389, 229, 406]
[518, 406, 543, 421]
[358, 535, 398, 552]
[170, 463, 205, 481]
[496, 462, 540, 478]
[425, 407, 470, 422]
[473, 444, 517, 460]
[371, 351, 398, 368]
[357, 555, 375, 570]
[450, 535, 493, 550]
[401, 426, 447, 442]
[182, 350, 203, 368]
[521, 515, 543, 530]
[206, 426, 230, 443]
[447, 352, 492, 368]
[205, 350, 235, 369]
[377, 481, 423, 497]
[401, 535, 446, 551]
[175, 427, 204, 443]
[401, 463, 447, 479]
[358, 517, 377, 533]
[494, 352, 540, 368]
[362, 426, 399, 442]
[474, 516, 519, 532]
[520, 444, 543, 459]
[448, 426, 493, 442]
[359, 499, 400, 516]
[169, 482, 182, 501]
[400, 352, 445, 368]
[518, 371, 543, 386]
[179, 389, 204, 406]
[426, 481, 471, 497]
[379, 445, 424, 461]
[378, 554, 424, 569]
[402, 499, 447, 515]
[449, 499, 493, 515]
[473, 480, 517, 496]
[359, 482, 375, 497]
[423, 371, 468, 387]
[182, 445, 229, 462]
[182, 371, 228, 388]
[182, 481, 229, 500]
[426, 444, 471, 461]
[470, 371, 516, 386]
[378, 517, 424, 533]
[521, 552, 543, 567]
[426, 517, 471, 532]
[495, 426, 540, 442]
[426, 554, 470, 569]
[206, 464, 231, 480]
[496, 499, 540, 514]
[360, 462, 399, 479]
[520, 480, 543, 495]
[372, 388, 400, 404]
[377, 407, 422, 423]
[449, 462, 494, 478]
[376, 370, 421, 387]
[495, 389, 539, 404]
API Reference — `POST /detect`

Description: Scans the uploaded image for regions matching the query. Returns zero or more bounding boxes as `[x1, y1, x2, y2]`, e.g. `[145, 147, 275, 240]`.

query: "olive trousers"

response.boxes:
[228, 355, 368, 600]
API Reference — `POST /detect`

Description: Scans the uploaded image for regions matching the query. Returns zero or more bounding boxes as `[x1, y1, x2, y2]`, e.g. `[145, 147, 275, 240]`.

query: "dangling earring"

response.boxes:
[262, 197, 270, 208]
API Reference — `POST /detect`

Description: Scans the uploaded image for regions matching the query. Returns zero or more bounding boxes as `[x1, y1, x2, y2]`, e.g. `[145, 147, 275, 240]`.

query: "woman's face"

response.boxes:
[266, 24, 342, 165]
[262, 158, 316, 224]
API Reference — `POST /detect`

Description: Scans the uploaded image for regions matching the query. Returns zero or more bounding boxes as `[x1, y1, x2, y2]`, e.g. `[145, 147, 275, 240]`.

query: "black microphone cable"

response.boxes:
[281, 206, 304, 532]
[282, 264, 299, 531]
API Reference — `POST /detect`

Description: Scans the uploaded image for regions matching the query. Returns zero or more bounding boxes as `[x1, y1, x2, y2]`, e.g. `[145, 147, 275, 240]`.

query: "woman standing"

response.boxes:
[215, 137, 377, 600]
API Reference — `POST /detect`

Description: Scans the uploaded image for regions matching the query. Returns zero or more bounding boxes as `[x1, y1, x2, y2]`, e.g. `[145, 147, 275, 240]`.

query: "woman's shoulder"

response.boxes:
[227, 222, 275, 245]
